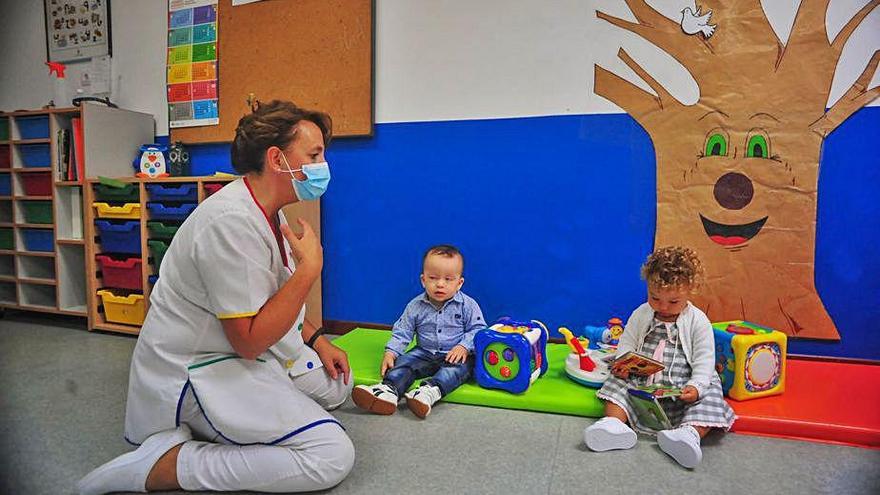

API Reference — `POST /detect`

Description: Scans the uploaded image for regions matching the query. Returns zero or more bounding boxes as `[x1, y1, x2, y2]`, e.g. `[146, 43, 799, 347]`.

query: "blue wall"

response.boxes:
[174, 107, 880, 360]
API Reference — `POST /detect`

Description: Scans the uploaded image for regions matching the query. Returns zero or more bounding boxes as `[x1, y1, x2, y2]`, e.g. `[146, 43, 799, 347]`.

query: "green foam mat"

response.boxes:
[334, 328, 604, 417]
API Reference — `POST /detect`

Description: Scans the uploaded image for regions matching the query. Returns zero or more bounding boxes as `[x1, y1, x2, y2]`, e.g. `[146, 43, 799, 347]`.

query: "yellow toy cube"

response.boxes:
[711, 320, 787, 401]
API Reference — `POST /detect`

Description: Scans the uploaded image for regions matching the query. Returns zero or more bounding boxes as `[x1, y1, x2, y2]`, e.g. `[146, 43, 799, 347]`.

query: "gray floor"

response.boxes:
[1, 312, 879, 495]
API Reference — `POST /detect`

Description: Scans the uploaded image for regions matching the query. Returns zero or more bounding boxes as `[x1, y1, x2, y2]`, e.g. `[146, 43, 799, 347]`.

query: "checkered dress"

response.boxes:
[596, 319, 736, 434]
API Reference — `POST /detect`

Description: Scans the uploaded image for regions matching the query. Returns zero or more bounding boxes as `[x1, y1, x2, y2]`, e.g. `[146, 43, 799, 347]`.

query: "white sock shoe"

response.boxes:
[658, 425, 703, 468]
[583, 417, 637, 452]
[351, 383, 399, 415]
[405, 384, 442, 419]
[76, 424, 192, 495]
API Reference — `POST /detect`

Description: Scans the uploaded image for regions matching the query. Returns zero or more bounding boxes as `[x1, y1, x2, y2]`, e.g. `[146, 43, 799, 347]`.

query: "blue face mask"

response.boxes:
[280, 154, 331, 201]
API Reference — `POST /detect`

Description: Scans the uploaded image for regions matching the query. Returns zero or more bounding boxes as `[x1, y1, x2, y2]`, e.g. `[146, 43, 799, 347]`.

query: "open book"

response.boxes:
[627, 386, 681, 430]
[613, 351, 665, 376]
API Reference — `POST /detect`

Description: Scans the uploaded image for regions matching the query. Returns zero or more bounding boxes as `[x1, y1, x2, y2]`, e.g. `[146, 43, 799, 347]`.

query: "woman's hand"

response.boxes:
[380, 351, 396, 377]
[313, 338, 350, 385]
[445, 345, 469, 364]
[281, 219, 323, 278]
[679, 385, 700, 403]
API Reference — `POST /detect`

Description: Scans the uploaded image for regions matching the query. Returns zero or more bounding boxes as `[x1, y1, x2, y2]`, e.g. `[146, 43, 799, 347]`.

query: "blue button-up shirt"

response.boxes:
[385, 291, 486, 356]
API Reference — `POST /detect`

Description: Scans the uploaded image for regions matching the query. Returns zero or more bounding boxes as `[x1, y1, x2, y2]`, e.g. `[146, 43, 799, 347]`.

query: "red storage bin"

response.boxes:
[0, 145, 10, 169]
[96, 255, 143, 290]
[204, 183, 225, 197]
[22, 172, 52, 196]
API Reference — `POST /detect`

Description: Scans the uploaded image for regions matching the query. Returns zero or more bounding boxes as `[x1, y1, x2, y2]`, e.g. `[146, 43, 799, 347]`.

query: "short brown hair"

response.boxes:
[641, 246, 702, 290]
[422, 244, 464, 273]
[230, 100, 332, 174]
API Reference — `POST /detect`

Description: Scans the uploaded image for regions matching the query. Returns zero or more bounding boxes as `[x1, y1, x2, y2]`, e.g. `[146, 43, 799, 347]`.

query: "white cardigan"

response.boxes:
[616, 301, 716, 398]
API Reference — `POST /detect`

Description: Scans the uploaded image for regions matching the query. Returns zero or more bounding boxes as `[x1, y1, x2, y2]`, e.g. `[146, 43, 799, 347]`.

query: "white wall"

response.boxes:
[1, 0, 877, 133]
[0, 0, 166, 132]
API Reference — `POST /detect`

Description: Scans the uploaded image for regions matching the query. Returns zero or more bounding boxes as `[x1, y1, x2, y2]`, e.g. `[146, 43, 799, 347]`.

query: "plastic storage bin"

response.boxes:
[148, 240, 169, 269]
[22, 172, 52, 196]
[21, 200, 53, 224]
[22, 229, 54, 252]
[95, 183, 140, 203]
[16, 115, 50, 140]
[0, 228, 12, 250]
[147, 202, 197, 221]
[97, 290, 146, 325]
[94, 220, 141, 254]
[96, 255, 143, 290]
[18, 143, 51, 168]
[0, 173, 10, 195]
[94, 202, 142, 220]
[147, 221, 180, 240]
[146, 183, 197, 202]
[0, 145, 9, 169]
[203, 183, 225, 197]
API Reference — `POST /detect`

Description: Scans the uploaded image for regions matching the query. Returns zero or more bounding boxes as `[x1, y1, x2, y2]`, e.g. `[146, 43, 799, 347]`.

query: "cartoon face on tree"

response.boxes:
[595, 1, 879, 339]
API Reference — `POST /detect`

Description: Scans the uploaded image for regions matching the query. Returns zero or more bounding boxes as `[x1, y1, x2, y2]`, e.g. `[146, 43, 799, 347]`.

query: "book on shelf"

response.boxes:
[613, 351, 665, 376]
[56, 129, 71, 181]
[71, 117, 84, 182]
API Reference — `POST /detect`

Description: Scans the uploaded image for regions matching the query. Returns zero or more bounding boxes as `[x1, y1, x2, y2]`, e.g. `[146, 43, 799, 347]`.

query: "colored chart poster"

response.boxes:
[167, 0, 219, 128]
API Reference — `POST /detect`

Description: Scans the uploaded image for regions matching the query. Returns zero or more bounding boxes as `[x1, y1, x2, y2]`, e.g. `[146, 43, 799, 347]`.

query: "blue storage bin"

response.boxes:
[147, 202, 197, 221]
[16, 115, 50, 140]
[0, 174, 10, 195]
[146, 183, 198, 202]
[19, 144, 51, 168]
[22, 229, 54, 252]
[95, 220, 142, 254]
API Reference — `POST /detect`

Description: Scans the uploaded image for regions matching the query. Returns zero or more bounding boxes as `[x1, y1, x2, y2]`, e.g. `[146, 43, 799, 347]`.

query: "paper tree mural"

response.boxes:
[595, 1, 879, 339]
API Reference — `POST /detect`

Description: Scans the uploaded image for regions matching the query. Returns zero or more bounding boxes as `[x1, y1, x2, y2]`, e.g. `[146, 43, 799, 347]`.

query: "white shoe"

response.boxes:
[583, 417, 637, 452]
[405, 384, 442, 419]
[658, 425, 703, 468]
[76, 424, 192, 495]
[351, 383, 399, 415]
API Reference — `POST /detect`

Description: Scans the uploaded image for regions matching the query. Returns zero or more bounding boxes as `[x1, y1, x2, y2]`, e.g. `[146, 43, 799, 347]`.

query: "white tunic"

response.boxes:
[124, 178, 325, 445]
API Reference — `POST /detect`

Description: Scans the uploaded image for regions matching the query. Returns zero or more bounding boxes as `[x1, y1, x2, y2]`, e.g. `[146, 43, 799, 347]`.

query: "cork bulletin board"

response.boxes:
[170, 0, 373, 143]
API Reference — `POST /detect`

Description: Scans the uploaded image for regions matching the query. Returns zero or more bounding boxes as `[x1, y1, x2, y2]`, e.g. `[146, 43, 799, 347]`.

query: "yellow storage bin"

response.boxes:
[97, 289, 146, 325]
[93, 202, 142, 220]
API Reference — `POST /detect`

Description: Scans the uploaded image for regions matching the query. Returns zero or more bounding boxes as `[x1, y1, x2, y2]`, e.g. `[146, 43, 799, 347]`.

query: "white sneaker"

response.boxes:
[351, 383, 399, 415]
[583, 417, 637, 452]
[76, 424, 192, 495]
[405, 384, 442, 419]
[658, 425, 703, 468]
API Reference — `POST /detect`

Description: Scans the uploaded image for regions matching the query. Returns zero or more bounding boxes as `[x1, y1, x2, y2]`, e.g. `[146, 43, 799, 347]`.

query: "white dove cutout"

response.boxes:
[681, 4, 716, 38]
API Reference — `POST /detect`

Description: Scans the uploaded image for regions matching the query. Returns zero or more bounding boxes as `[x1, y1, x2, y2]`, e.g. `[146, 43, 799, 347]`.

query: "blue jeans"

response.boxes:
[382, 346, 473, 397]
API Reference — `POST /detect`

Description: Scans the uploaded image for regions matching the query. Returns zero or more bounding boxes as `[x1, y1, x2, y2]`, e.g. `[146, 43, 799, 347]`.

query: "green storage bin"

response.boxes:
[94, 183, 140, 203]
[0, 118, 8, 141]
[147, 221, 180, 240]
[0, 228, 13, 250]
[21, 200, 53, 224]
[148, 239, 169, 269]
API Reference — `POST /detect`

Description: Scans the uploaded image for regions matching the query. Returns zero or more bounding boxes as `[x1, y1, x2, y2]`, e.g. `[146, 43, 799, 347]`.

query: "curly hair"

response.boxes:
[230, 100, 332, 175]
[640, 246, 703, 290]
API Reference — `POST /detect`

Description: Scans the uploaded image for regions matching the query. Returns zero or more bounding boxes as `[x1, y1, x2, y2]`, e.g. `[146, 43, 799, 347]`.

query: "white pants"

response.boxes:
[176, 368, 355, 492]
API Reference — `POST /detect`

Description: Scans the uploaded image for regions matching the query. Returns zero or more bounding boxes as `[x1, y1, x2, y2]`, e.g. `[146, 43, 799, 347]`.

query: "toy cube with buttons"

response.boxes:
[712, 320, 787, 401]
[474, 318, 549, 394]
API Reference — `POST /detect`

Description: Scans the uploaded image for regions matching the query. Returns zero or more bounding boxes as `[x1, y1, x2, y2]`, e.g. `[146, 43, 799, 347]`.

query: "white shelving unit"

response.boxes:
[0, 104, 154, 318]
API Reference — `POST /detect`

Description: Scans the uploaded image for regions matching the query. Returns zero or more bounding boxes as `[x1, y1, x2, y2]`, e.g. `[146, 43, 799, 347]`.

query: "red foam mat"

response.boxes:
[728, 358, 880, 449]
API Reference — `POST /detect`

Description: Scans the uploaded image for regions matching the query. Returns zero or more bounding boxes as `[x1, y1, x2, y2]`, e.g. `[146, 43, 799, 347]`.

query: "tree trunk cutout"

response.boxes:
[595, 0, 880, 339]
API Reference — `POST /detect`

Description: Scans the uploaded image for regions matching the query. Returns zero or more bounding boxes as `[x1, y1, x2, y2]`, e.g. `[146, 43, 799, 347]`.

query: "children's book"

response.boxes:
[627, 387, 674, 430]
[613, 351, 665, 376]
[632, 384, 682, 398]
